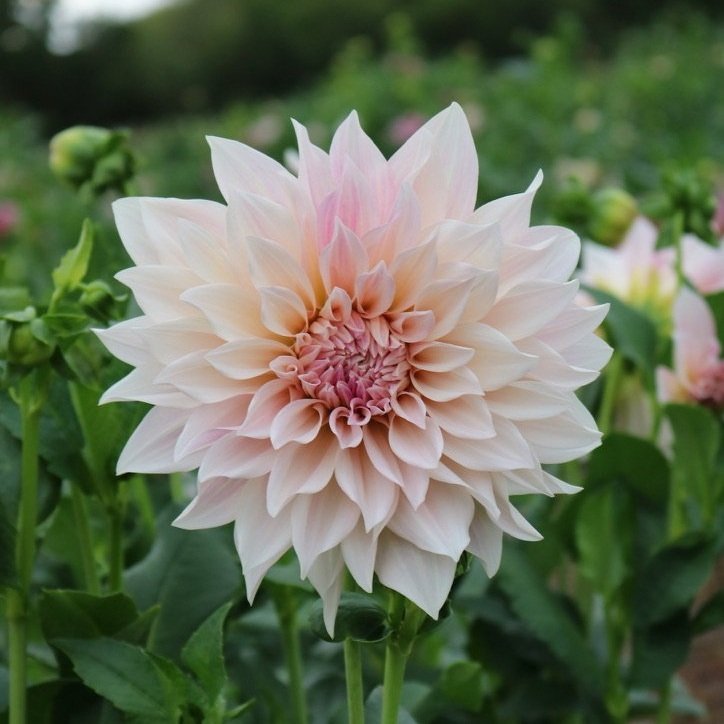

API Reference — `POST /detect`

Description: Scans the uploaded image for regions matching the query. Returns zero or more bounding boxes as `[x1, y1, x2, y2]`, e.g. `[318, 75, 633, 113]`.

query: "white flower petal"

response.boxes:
[174, 477, 244, 529]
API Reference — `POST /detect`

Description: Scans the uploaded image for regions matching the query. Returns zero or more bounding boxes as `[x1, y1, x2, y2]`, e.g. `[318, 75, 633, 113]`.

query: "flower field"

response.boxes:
[1, 14, 723, 724]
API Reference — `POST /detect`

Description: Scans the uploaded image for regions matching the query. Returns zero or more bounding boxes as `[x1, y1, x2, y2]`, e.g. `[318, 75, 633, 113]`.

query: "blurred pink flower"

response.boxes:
[712, 193, 724, 237]
[682, 234, 724, 295]
[0, 201, 19, 238]
[99, 104, 609, 632]
[581, 217, 677, 325]
[656, 288, 724, 408]
[386, 112, 425, 145]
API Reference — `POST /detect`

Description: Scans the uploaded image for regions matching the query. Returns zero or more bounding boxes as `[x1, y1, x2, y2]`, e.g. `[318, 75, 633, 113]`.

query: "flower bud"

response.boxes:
[588, 188, 638, 245]
[0, 316, 55, 367]
[49, 126, 136, 197]
[79, 280, 123, 322]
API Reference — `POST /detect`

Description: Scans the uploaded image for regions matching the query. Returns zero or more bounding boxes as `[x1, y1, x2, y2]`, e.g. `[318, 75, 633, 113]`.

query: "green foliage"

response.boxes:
[309, 592, 390, 643]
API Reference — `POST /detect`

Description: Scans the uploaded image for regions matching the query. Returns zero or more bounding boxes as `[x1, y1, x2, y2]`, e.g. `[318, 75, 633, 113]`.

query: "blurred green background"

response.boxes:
[1, 0, 724, 296]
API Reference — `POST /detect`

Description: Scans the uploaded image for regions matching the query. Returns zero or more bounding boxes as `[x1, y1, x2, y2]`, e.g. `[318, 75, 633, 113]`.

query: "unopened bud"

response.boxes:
[79, 280, 123, 322]
[0, 317, 55, 367]
[588, 188, 638, 245]
[49, 126, 136, 197]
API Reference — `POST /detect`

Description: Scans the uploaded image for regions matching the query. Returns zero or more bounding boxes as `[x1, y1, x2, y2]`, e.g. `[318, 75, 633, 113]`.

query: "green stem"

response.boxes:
[380, 594, 425, 724]
[130, 475, 156, 539]
[598, 351, 624, 436]
[107, 501, 124, 592]
[656, 682, 671, 724]
[70, 482, 101, 595]
[6, 589, 27, 724]
[380, 638, 408, 724]
[7, 374, 43, 724]
[344, 638, 365, 724]
[604, 603, 629, 724]
[274, 587, 308, 724]
[169, 472, 185, 505]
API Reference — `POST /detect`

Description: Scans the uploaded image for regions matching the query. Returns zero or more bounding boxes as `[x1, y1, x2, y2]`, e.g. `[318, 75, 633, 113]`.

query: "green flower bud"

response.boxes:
[588, 188, 638, 245]
[49, 126, 136, 197]
[79, 280, 124, 322]
[0, 318, 55, 367]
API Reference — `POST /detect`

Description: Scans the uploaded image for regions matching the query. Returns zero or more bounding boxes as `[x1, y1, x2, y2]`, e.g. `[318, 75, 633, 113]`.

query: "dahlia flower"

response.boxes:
[656, 287, 724, 408]
[581, 217, 677, 325]
[98, 104, 610, 632]
[682, 234, 724, 295]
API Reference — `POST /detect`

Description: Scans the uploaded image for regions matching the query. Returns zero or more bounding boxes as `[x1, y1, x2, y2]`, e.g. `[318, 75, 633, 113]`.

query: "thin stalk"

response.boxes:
[274, 587, 308, 724]
[604, 603, 629, 724]
[130, 475, 156, 539]
[597, 351, 624, 436]
[169, 472, 185, 505]
[656, 682, 672, 724]
[6, 590, 27, 724]
[107, 500, 124, 592]
[344, 638, 365, 724]
[69, 482, 101, 594]
[7, 374, 43, 724]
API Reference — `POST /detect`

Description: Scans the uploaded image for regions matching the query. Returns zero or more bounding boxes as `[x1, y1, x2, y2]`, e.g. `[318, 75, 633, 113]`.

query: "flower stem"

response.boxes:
[70, 481, 101, 595]
[274, 587, 308, 724]
[344, 638, 365, 724]
[598, 351, 624, 436]
[656, 682, 672, 724]
[107, 500, 124, 592]
[7, 373, 44, 724]
[380, 593, 426, 724]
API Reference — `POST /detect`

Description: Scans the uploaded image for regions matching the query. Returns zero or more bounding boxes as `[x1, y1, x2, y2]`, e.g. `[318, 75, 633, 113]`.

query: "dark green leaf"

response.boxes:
[124, 508, 241, 658]
[497, 545, 603, 695]
[665, 404, 720, 529]
[575, 484, 632, 599]
[52, 219, 94, 299]
[55, 637, 182, 721]
[629, 612, 691, 689]
[309, 592, 390, 643]
[633, 535, 717, 627]
[692, 590, 724, 634]
[439, 661, 486, 712]
[181, 602, 232, 701]
[587, 288, 658, 379]
[705, 291, 724, 346]
[587, 433, 670, 504]
[40, 590, 140, 642]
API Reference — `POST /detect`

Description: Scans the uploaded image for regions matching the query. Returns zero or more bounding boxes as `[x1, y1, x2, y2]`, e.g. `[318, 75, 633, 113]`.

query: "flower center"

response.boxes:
[693, 360, 724, 409]
[292, 310, 409, 423]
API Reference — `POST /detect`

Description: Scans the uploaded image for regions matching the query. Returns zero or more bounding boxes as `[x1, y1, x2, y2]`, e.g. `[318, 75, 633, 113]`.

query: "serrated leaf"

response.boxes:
[40, 590, 140, 642]
[181, 602, 232, 702]
[587, 433, 670, 504]
[665, 403, 720, 529]
[497, 544, 603, 695]
[124, 508, 241, 658]
[575, 484, 632, 599]
[633, 535, 717, 627]
[55, 637, 182, 721]
[52, 219, 94, 300]
[309, 592, 389, 643]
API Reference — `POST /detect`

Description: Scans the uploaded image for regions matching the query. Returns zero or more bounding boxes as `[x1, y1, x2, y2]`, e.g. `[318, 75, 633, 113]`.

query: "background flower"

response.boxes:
[99, 104, 610, 632]
[656, 287, 724, 408]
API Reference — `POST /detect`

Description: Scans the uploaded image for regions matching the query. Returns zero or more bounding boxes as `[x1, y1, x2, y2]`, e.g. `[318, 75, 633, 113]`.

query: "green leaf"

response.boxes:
[40, 590, 141, 642]
[309, 592, 390, 643]
[439, 660, 486, 712]
[633, 535, 717, 627]
[52, 219, 94, 301]
[665, 403, 720, 528]
[587, 288, 658, 379]
[629, 612, 691, 689]
[124, 508, 241, 658]
[0, 497, 16, 589]
[497, 544, 603, 695]
[0, 287, 32, 316]
[705, 291, 724, 346]
[587, 433, 670, 504]
[692, 589, 724, 634]
[181, 602, 232, 702]
[575, 484, 632, 599]
[55, 637, 183, 721]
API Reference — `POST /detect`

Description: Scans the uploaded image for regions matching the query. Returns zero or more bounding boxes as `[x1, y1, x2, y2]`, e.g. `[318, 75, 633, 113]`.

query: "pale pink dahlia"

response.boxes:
[98, 104, 610, 632]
